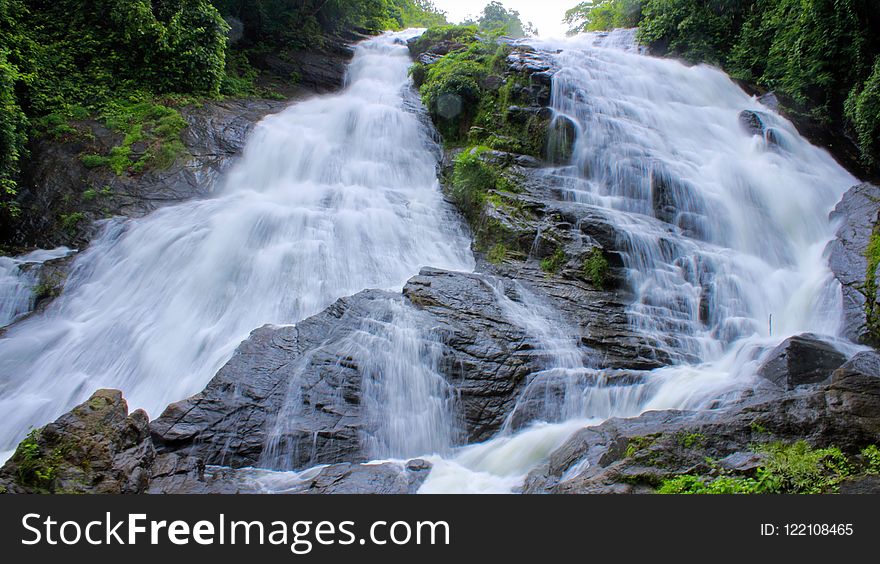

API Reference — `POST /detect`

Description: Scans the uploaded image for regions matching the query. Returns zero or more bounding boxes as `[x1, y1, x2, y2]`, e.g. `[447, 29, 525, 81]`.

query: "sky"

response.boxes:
[431, 0, 576, 38]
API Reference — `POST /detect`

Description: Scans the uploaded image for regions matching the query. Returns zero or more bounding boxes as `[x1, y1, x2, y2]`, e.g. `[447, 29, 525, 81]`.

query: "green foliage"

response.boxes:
[864, 229, 880, 343]
[470, 1, 537, 38]
[59, 212, 86, 234]
[564, 0, 643, 34]
[582, 247, 609, 289]
[84, 101, 188, 175]
[863, 445, 880, 474]
[658, 440, 856, 495]
[541, 247, 567, 274]
[755, 441, 850, 494]
[12, 429, 64, 493]
[408, 24, 479, 60]
[451, 146, 497, 222]
[845, 56, 880, 165]
[628, 0, 880, 163]
[487, 242, 507, 264]
[0, 48, 25, 219]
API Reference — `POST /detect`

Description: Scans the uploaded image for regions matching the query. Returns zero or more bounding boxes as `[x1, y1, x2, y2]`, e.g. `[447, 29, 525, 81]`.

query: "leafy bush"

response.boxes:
[541, 248, 567, 274]
[564, 0, 643, 34]
[845, 56, 880, 165]
[0, 49, 26, 218]
[582, 248, 609, 289]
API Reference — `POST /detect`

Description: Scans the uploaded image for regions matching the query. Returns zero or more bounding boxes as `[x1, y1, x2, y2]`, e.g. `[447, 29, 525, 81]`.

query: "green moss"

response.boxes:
[487, 243, 507, 264]
[541, 247, 567, 274]
[582, 248, 609, 289]
[864, 229, 880, 343]
[12, 429, 66, 494]
[625, 435, 659, 459]
[679, 432, 707, 449]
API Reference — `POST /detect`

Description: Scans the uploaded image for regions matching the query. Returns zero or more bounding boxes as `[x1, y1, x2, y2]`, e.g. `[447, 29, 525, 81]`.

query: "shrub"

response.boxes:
[845, 57, 880, 165]
[582, 248, 609, 289]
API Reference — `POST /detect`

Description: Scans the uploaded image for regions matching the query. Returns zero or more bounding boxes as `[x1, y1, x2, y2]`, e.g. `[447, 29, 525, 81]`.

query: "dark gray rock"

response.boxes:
[739, 110, 766, 137]
[839, 475, 880, 494]
[828, 183, 880, 346]
[0, 389, 155, 494]
[757, 334, 847, 389]
[151, 271, 547, 470]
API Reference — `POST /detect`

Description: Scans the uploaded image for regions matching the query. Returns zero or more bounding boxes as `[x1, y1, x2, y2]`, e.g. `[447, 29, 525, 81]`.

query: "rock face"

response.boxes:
[523, 366, 880, 494]
[828, 183, 880, 346]
[150, 270, 547, 470]
[757, 334, 847, 389]
[0, 390, 154, 494]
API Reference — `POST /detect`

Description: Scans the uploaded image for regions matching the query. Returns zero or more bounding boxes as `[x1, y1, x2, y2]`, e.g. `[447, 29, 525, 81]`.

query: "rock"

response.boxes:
[151, 270, 549, 470]
[546, 116, 578, 165]
[757, 334, 847, 389]
[839, 351, 880, 377]
[739, 110, 766, 136]
[827, 183, 880, 346]
[757, 91, 779, 111]
[149, 460, 432, 495]
[838, 475, 880, 494]
[524, 368, 880, 494]
[0, 390, 155, 494]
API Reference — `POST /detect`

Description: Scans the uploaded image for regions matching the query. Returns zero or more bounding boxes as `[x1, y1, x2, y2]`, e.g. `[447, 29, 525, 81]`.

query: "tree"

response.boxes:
[476, 1, 537, 38]
[564, 0, 642, 35]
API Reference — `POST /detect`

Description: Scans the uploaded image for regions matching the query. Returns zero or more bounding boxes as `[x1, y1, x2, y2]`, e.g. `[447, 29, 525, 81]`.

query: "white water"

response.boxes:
[416, 29, 861, 493]
[0, 29, 863, 493]
[0, 247, 72, 328]
[0, 31, 473, 456]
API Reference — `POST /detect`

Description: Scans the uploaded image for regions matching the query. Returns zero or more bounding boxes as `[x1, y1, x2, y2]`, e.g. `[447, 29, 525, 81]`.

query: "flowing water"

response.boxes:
[0, 29, 863, 492]
[0, 247, 72, 328]
[0, 31, 473, 457]
[417, 29, 861, 493]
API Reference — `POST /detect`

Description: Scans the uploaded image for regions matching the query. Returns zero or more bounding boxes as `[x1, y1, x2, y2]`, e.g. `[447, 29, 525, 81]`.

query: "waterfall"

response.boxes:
[0, 31, 474, 458]
[417, 29, 860, 493]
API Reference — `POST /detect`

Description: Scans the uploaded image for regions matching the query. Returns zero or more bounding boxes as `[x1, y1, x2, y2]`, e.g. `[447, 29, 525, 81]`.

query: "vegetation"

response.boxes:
[541, 247, 567, 274]
[463, 1, 537, 38]
[564, 0, 642, 34]
[487, 242, 508, 264]
[564, 0, 880, 168]
[0, 0, 448, 235]
[582, 247, 610, 289]
[657, 440, 877, 494]
[11, 429, 65, 494]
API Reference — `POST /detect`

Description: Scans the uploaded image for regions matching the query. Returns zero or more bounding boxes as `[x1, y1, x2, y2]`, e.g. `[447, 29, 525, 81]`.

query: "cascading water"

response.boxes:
[0, 247, 72, 328]
[417, 29, 862, 493]
[0, 31, 474, 459]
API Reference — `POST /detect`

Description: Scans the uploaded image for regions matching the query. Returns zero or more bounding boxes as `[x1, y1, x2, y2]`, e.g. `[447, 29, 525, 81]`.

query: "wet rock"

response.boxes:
[150, 272, 544, 470]
[0, 389, 154, 494]
[739, 110, 766, 137]
[827, 183, 880, 346]
[298, 460, 432, 494]
[524, 368, 880, 494]
[757, 334, 847, 389]
[839, 351, 880, 377]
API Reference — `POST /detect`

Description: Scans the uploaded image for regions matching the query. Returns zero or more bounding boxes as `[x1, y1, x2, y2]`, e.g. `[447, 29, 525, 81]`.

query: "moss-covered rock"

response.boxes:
[0, 389, 155, 494]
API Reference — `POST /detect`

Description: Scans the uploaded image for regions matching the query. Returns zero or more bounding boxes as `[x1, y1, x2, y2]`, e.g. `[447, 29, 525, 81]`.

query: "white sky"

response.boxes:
[431, 0, 575, 38]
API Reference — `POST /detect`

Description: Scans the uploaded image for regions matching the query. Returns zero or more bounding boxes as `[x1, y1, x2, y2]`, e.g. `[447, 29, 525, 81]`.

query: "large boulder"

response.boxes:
[756, 334, 847, 389]
[828, 183, 880, 346]
[0, 390, 154, 494]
